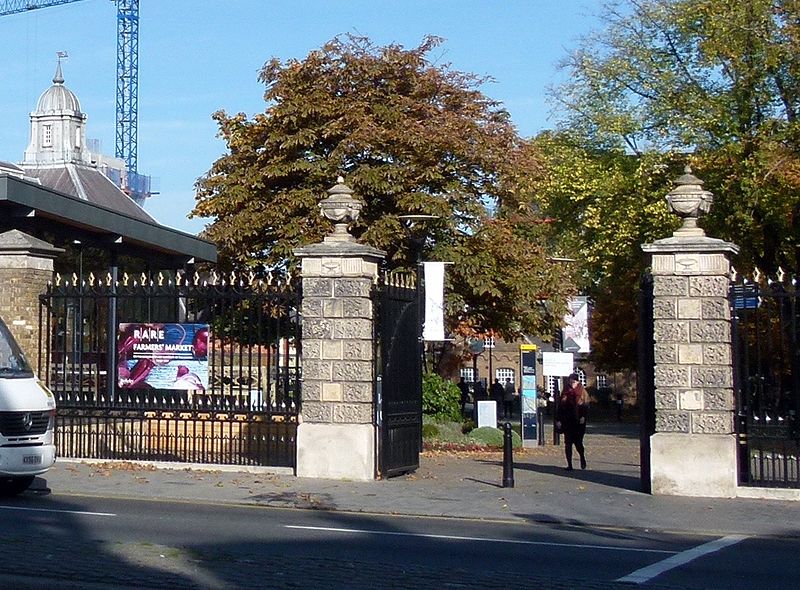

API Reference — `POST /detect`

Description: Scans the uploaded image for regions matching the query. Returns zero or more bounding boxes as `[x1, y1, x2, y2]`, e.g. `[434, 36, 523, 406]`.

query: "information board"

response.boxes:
[520, 344, 538, 447]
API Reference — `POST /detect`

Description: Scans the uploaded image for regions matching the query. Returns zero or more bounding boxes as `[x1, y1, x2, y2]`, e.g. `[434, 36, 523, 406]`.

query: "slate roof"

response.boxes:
[24, 164, 155, 224]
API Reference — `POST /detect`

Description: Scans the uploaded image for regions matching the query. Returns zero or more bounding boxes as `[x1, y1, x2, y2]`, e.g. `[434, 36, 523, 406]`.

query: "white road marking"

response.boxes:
[616, 534, 748, 584]
[285, 525, 677, 554]
[0, 505, 116, 517]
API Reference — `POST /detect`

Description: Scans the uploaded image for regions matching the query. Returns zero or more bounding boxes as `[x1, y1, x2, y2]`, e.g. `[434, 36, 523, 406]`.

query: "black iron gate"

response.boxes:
[39, 271, 300, 469]
[731, 272, 800, 488]
[376, 271, 421, 478]
[638, 273, 655, 493]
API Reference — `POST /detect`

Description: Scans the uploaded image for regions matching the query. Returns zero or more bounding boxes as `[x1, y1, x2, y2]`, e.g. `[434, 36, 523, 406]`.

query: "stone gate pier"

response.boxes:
[642, 168, 739, 497]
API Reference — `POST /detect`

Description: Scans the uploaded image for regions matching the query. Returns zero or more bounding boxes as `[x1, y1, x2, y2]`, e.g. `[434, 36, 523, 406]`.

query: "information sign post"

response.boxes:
[519, 344, 538, 448]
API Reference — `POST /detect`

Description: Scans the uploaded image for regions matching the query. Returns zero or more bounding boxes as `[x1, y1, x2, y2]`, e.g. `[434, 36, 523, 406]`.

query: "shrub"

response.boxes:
[422, 423, 441, 439]
[422, 373, 462, 422]
[461, 419, 476, 434]
[468, 426, 522, 449]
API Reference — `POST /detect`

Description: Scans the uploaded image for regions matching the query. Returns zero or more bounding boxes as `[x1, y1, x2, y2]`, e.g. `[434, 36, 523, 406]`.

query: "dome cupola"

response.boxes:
[22, 58, 90, 166]
[34, 61, 83, 115]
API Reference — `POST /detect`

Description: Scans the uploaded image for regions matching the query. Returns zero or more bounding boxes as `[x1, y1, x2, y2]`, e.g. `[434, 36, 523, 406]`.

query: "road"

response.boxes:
[0, 492, 795, 589]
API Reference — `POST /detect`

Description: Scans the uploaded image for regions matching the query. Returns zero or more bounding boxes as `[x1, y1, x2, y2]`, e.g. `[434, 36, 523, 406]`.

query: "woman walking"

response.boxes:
[556, 373, 589, 471]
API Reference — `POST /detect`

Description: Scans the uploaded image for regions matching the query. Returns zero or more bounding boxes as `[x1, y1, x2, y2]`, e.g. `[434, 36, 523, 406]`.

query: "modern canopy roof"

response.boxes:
[0, 173, 216, 265]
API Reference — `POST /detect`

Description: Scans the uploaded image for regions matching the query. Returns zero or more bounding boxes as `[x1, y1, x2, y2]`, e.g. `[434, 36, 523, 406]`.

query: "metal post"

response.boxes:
[106, 250, 118, 405]
[502, 421, 514, 488]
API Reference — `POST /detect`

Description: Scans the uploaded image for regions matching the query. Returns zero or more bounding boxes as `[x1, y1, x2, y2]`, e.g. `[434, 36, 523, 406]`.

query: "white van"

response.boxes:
[0, 319, 56, 495]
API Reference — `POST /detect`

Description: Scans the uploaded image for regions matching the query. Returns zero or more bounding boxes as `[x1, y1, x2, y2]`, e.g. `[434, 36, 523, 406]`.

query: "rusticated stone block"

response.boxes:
[654, 343, 677, 364]
[655, 411, 690, 433]
[302, 381, 322, 402]
[655, 389, 678, 410]
[332, 361, 372, 382]
[689, 321, 729, 343]
[655, 365, 690, 387]
[653, 276, 688, 296]
[302, 298, 324, 318]
[334, 278, 372, 298]
[691, 366, 732, 388]
[654, 321, 689, 343]
[332, 318, 372, 339]
[343, 341, 373, 361]
[302, 402, 333, 423]
[344, 382, 373, 403]
[343, 299, 372, 318]
[302, 360, 333, 380]
[303, 318, 332, 339]
[688, 276, 729, 297]
[303, 278, 334, 297]
[302, 340, 321, 360]
[653, 299, 677, 319]
[701, 299, 729, 320]
[704, 388, 734, 411]
[703, 344, 730, 365]
[332, 403, 372, 424]
[692, 412, 733, 434]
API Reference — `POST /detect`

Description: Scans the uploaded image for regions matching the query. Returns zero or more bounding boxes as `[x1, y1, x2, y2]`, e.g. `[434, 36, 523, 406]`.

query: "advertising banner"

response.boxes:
[422, 262, 446, 341]
[520, 344, 538, 446]
[562, 296, 590, 354]
[117, 323, 209, 390]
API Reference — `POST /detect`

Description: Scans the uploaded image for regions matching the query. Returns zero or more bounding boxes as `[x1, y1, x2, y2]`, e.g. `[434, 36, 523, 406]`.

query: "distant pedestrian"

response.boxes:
[473, 380, 487, 401]
[457, 377, 470, 416]
[503, 378, 516, 418]
[490, 378, 505, 417]
[556, 373, 589, 471]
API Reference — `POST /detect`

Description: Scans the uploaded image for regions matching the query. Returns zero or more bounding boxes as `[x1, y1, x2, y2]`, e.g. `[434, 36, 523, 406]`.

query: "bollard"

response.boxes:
[502, 421, 514, 488]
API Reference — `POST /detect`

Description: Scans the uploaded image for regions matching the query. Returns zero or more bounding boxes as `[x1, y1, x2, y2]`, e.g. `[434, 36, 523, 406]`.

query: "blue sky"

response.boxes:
[0, 0, 600, 235]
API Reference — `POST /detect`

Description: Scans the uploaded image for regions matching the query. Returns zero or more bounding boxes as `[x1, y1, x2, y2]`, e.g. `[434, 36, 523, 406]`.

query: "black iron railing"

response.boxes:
[39, 270, 300, 468]
[732, 271, 800, 487]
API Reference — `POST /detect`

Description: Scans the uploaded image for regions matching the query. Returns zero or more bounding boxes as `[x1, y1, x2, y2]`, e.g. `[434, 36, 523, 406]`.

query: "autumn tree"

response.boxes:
[193, 35, 573, 347]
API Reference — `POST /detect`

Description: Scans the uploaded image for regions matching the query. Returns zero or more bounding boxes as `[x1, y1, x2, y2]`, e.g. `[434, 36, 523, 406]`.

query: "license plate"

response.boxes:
[23, 455, 41, 465]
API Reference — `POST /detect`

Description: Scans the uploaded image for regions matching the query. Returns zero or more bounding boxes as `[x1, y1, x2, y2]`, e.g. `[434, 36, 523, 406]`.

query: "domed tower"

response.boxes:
[22, 60, 91, 166]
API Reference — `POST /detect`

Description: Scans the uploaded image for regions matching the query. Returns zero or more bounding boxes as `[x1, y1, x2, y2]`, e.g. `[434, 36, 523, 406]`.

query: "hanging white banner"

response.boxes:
[422, 261, 446, 341]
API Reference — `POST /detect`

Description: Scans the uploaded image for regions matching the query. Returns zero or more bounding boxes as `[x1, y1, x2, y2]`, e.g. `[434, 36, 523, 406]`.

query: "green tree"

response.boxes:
[554, 0, 800, 273]
[193, 35, 573, 342]
[529, 131, 679, 371]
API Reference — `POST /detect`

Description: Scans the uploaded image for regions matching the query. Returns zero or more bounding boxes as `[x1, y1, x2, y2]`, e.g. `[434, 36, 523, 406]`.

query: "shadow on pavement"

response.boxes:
[480, 459, 643, 492]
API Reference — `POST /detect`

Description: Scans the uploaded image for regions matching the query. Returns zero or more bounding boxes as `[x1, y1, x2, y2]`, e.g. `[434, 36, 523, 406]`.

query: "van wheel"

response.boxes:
[0, 476, 34, 496]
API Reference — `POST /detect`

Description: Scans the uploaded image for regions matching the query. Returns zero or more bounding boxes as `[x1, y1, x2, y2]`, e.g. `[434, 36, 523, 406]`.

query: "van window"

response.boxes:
[0, 321, 33, 377]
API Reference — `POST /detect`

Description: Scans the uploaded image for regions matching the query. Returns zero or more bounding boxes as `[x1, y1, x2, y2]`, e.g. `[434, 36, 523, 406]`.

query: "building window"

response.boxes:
[484, 336, 495, 349]
[75, 126, 81, 148]
[546, 376, 559, 398]
[597, 374, 609, 389]
[460, 367, 476, 383]
[43, 125, 52, 147]
[577, 368, 587, 387]
[496, 368, 515, 384]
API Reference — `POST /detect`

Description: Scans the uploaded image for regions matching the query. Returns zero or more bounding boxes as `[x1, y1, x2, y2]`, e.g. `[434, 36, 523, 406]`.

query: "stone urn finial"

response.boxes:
[318, 176, 363, 242]
[666, 165, 714, 237]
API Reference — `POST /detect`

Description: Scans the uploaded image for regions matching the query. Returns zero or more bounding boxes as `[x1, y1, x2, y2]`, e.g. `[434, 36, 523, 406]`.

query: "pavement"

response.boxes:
[33, 421, 800, 538]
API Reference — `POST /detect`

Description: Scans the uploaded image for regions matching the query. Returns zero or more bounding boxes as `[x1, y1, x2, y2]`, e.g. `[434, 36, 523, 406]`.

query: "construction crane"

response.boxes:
[0, 0, 144, 199]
